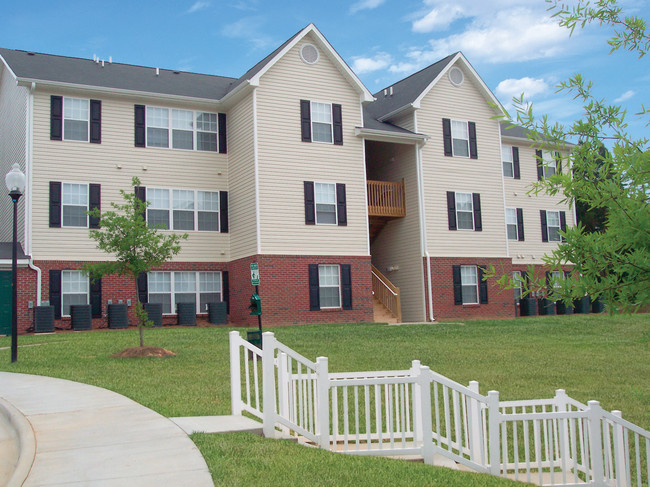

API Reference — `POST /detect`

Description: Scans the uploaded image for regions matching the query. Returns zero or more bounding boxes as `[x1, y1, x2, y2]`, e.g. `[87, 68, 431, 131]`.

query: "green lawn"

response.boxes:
[0, 314, 648, 486]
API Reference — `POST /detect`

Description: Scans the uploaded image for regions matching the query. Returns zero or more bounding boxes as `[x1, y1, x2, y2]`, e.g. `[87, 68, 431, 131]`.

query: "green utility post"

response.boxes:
[247, 263, 262, 349]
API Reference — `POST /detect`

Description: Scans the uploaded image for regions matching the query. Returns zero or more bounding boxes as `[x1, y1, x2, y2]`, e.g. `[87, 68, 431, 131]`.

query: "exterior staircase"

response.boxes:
[373, 295, 399, 323]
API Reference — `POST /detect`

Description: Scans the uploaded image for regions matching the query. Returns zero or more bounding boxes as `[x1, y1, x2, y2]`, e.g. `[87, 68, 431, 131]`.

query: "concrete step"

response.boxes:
[170, 415, 263, 435]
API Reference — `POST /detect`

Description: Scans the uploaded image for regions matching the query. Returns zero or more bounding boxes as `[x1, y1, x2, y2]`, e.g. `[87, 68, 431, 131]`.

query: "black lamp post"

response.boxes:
[5, 163, 26, 363]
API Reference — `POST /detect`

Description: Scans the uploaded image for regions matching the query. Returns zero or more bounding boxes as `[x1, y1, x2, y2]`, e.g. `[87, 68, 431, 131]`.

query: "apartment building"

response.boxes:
[0, 24, 573, 333]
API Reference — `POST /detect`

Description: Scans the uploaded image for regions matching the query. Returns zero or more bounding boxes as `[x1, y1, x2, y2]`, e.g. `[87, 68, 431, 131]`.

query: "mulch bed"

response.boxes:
[111, 346, 176, 358]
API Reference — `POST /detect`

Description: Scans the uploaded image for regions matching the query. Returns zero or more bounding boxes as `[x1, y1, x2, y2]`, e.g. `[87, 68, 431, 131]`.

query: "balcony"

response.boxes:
[367, 180, 406, 218]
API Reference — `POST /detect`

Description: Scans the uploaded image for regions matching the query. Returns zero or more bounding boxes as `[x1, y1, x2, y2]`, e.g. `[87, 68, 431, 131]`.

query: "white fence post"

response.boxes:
[229, 331, 242, 416]
[488, 390, 501, 476]
[277, 352, 289, 435]
[262, 332, 277, 438]
[316, 356, 330, 450]
[411, 360, 422, 444]
[612, 410, 629, 487]
[468, 381, 482, 464]
[588, 400, 606, 487]
[555, 389, 571, 474]
[418, 366, 435, 465]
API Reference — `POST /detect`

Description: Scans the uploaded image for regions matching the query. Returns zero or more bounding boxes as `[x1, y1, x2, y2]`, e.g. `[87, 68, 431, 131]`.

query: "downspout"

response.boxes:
[27, 82, 41, 305]
[415, 141, 434, 322]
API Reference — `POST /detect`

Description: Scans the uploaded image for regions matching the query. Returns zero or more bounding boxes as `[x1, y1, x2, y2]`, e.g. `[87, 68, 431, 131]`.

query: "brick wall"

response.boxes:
[229, 254, 373, 326]
[9, 265, 38, 333]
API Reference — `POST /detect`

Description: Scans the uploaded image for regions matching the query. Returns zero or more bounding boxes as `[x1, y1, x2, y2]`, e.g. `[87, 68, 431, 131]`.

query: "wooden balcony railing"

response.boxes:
[367, 180, 406, 217]
[371, 265, 401, 323]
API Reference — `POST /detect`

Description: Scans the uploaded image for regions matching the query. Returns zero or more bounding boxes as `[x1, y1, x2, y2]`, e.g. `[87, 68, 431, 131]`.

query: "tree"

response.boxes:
[493, 0, 649, 312]
[84, 177, 187, 347]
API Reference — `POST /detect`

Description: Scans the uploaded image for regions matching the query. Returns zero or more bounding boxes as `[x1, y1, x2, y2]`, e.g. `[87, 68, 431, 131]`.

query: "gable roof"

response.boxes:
[0, 48, 236, 101]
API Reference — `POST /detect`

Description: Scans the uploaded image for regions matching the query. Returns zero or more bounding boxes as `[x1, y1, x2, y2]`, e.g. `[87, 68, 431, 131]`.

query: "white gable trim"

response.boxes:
[412, 52, 505, 115]
[0, 54, 18, 81]
[249, 24, 374, 103]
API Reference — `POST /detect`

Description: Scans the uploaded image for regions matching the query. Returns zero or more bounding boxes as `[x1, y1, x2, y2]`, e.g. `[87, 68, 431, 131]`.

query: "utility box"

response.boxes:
[177, 302, 196, 326]
[71, 304, 92, 330]
[33, 305, 55, 333]
[107, 304, 129, 329]
[144, 302, 163, 327]
[208, 301, 227, 325]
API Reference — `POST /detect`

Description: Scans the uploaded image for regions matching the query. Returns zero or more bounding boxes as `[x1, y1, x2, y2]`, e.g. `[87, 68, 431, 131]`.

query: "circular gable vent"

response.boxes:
[300, 44, 319, 64]
[449, 67, 464, 86]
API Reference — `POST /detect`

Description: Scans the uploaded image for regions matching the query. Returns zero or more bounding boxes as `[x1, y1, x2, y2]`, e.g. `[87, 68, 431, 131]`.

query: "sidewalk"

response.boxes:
[0, 372, 214, 486]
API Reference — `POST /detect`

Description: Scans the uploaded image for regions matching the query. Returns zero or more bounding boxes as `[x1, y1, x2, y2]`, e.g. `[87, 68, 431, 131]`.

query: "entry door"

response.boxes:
[0, 272, 12, 335]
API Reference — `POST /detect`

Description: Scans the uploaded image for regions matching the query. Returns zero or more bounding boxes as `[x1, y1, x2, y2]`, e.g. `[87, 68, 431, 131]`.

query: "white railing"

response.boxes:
[229, 331, 650, 487]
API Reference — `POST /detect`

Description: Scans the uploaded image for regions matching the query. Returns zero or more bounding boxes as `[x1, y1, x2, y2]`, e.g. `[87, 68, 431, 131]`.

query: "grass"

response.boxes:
[0, 313, 648, 486]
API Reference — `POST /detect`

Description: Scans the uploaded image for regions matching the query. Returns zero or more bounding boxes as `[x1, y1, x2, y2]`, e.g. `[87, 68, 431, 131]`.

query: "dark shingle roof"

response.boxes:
[500, 122, 530, 140]
[0, 242, 27, 260]
[0, 48, 237, 100]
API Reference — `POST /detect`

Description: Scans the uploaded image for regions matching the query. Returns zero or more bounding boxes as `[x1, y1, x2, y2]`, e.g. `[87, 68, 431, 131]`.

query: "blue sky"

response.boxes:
[2, 0, 648, 141]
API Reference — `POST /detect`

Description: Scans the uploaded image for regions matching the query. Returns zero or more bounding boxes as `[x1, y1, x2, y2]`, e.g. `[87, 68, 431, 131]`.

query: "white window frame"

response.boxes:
[549, 270, 563, 290]
[146, 188, 220, 232]
[318, 264, 341, 309]
[63, 97, 90, 142]
[311, 101, 333, 144]
[148, 271, 222, 314]
[61, 182, 89, 228]
[513, 271, 523, 300]
[145, 106, 219, 152]
[542, 150, 557, 178]
[546, 210, 561, 242]
[505, 208, 518, 241]
[455, 192, 474, 230]
[502, 145, 514, 178]
[460, 265, 479, 305]
[451, 120, 470, 158]
[62, 270, 89, 317]
[314, 182, 337, 225]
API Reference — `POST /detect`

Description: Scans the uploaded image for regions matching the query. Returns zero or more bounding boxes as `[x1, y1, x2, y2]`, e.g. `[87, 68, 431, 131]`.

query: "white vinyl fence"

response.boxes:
[229, 331, 649, 487]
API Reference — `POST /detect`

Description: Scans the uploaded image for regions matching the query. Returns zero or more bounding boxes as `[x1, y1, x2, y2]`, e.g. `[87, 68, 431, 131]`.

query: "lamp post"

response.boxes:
[5, 163, 26, 363]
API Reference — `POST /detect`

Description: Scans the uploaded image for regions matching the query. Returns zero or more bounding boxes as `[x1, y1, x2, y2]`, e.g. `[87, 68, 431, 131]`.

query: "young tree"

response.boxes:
[493, 0, 649, 312]
[84, 177, 187, 347]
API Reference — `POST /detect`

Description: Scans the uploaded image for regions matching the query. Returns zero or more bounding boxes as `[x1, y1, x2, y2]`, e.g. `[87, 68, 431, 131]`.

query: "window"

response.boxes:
[62, 270, 88, 316]
[62, 183, 88, 227]
[314, 183, 337, 224]
[451, 120, 469, 157]
[146, 188, 220, 232]
[502, 145, 514, 178]
[549, 270, 563, 290]
[513, 271, 523, 300]
[546, 210, 561, 242]
[148, 271, 222, 314]
[455, 193, 474, 230]
[318, 265, 341, 308]
[63, 97, 89, 141]
[542, 151, 557, 178]
[506, 208, 518, 240]
[311, 102, 333, 143]
[144, 107, 220, 151]
[460, 265, 478, 305]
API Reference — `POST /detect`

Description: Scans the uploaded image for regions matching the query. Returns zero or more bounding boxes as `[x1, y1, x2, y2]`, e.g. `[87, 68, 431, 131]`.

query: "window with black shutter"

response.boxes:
[218, 113, 227, 153]
[341, 264, 352, 310]
[308, 264, 320, 310]
[137, 272, 148, 304]
[90, 100, 102, 143]
[88, 184, 101, 229]
[220, 192, 229, 233]
[513, 147, 520, 179]
[49, 270, 62, 319]
[134, 105, 146, 147]
[301, 100, 312, 142]
[304, 182, 315, 225]
[50, 96, 63, 141]
[472, 193, 482, 231]
[446, 191, 457, 230]
[90, 278, 102, 318]
[516, 208, 525, 241]
[336, 184, 347, 226]
[49, 181, 62, 228]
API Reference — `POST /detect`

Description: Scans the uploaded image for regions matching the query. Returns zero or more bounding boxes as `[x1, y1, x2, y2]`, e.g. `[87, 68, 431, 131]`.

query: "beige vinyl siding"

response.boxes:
[0, 65, 28, 246]
[254, 33, 368, 256]
[228, 92, 258, 260]
[390, 111, 416, 133]
[503, 143, 574, 264]
[417, 62, 508, 258]
[30, 90, 229, 262]
[367, 142, 425, 322]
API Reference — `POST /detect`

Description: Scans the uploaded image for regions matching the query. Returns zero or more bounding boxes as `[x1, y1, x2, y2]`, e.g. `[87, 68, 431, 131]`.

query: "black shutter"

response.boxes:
[341, 264, 352, 310]
[50, 95, 63, 140]
[536, 150, 544, 180]
[90, 278, 102, 318]
[90, 99, 101, 143]
[336, 183, 347, 226]
[556, 152, 562, 174]
[472, 193, 482, 231]
[220, 191, 229, 233]
[332, 104, 343, 145]
[135, 186, 146, 222]
[452, 265, 462, 305]
[88, 184, 101, 229]
[218, 113, 227, 153]
[304, 181, 315, 225]
[516, 207, 525, 241]
[478, 266, 488, 304]
[447, 191, 457, 230]
[513, 147, 521, 179]
[442, 118, 452, 156]
[308, 264, 320, 311]
[134, 105, 146, 147]
[468, 122, 478, 159]
[546, 271, 552, 294]
[300, 100, 312, 142]
[540, 210, 548, 242]
[49, 270, 62, 319]
[49, 181, 62, 228]
[137, 272, 148, 304]
[222, 271, 229, 314]
[560, 211, 567, 241]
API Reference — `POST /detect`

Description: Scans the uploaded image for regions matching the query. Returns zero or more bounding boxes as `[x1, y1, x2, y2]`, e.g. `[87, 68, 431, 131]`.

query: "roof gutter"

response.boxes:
[354, 127, 427, 145]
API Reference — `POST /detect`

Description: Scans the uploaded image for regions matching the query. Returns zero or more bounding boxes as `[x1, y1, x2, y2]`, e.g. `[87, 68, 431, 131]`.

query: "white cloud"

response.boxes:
[352, 53, 392, 74]
[496, 77, 549, 100]
[614, 90, 635, 102]
[350, 0, 386, 14]
[412, 4, 465, 32]
[221, 17, 274, 50]
[188, 1, 210, 13]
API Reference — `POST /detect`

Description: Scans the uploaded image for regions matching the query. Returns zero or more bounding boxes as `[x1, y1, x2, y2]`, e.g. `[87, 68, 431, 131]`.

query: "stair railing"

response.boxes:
[371, 265, 401, 322]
